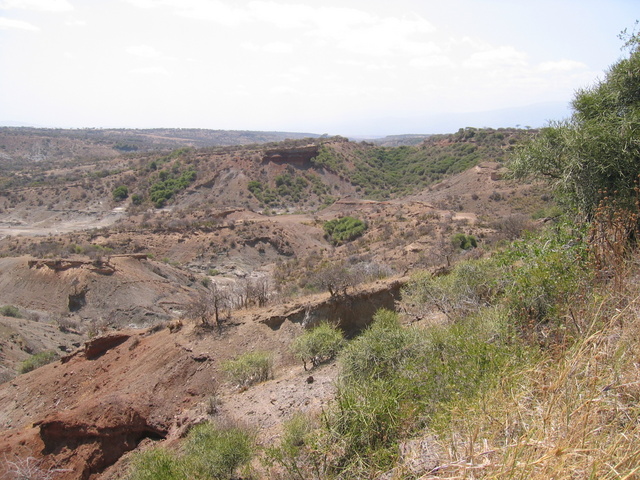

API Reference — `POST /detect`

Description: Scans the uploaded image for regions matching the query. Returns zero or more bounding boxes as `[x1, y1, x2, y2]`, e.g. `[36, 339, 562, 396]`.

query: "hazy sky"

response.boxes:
[0, 0, 636, 135]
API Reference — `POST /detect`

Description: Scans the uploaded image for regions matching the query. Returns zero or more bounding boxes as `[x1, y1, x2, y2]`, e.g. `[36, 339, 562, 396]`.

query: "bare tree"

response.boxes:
[186, 283, 230, 330]
[315, 262, 354, 298]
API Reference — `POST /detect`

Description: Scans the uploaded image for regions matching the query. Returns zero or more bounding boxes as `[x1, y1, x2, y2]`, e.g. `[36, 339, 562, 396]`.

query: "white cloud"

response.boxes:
[241, 41, 294, 54]
[166, 0, 246, 27]
[0, 16, 38, 30]
[126, 44, 162, 58]
[538, 59, 587, 72]
[120, 0, 157, 8]
[131, 66, 169, 75]
[464, 45, 528, 69]
[65, 18, 86, 26]
[409, 55, 454, 69]
[0, 0, 73, 12]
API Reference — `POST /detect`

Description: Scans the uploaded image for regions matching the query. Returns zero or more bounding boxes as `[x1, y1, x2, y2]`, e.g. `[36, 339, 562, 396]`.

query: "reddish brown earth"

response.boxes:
[0, 276, 404, 479]
[0, 132, 550, 478]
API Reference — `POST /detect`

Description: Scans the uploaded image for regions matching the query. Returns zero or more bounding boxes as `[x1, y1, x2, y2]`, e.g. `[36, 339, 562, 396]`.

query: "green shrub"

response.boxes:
[112, 185, 129, 201]
[127, 448, 184, 480]
[149, 169, 196, 208]
[263, 412, 319, 480]
[509, 34, 640, 217]
[290, 322, 345, 370]
[498, 224, 589, 339]
[221, 351, 273, 387]
[402, 258, 501, 319]
[450, 232, 477, 250]
[182, 422, 254, 479]
[339, 309, 421, 381]
[323, 216, 367, 245]
[127, 422, 255, 480]
[0, 305, 21, 318]
[18, 350, 58, 374]
[320, 308, 521, 477]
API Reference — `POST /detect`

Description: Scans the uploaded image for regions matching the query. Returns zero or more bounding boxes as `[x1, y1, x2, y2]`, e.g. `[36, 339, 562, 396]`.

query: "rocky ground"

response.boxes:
[0, 131, 550, 478]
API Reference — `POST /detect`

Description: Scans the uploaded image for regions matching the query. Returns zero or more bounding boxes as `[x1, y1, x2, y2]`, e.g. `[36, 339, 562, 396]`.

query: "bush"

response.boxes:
[290, 322, 345, 370]
[0, 305, 21, 318]
[318, 308, 521, 477]
[18, 350, 58, 374]
[498, 224, 590, 341]
[127, 448, 183, 480]
[509, 34, 640, 217]
[323, 216, 367, 244]
[112, 185, 129, 201]
[221, 351, 273, 387]
[127, 422, 255, 480]
[402, 258, 500, 320]
[339, 309, 421, 381]
[263, 412, 319, 479]
[450, 232, 477, 250]
[182, 422, 255, 479]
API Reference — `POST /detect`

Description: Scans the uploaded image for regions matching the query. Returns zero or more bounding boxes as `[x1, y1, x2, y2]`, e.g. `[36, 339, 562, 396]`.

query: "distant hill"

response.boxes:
[370, 134, 433, 146]
[0, 127, 321, 165]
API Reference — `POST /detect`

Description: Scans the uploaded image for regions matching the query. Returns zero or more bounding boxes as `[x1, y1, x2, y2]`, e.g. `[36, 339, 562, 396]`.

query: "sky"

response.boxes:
[0, 0, 637, 136]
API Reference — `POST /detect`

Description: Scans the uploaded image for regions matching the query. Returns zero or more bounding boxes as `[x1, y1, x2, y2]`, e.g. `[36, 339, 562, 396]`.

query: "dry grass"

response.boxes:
[424, 265, 640, 480]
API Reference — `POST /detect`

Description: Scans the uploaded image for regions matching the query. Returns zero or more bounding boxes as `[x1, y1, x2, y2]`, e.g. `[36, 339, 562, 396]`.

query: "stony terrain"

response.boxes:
[0, 128, 548, 479]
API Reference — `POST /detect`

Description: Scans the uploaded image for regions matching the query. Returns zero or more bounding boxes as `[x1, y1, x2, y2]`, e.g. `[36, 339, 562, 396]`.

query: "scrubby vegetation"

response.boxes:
[221, 351, 273, 388]
[261, 32, 640, 479]
[149, 168, 196, 208]
[290, 322, 345, 371]
[18, 350, 58, 374]
[323, 216, 367, 245]
[0, 305, 21, 318]
[127, 421, 255, 480]
[313, 128, 528, 199]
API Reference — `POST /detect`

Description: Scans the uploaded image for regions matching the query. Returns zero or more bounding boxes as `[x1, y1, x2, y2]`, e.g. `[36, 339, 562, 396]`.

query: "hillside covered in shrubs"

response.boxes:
[120, 34, 640, 480]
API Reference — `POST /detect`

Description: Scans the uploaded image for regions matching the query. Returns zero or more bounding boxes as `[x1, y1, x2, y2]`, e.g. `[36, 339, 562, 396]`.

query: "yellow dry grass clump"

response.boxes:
[430, 270, 640, 479]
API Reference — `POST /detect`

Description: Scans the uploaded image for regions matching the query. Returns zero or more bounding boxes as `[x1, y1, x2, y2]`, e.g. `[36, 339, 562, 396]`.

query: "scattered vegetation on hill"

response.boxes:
[290, 322, 345, 371]
[127, 421, 255, 480]
[18, 350, 58, 374]
[311, 128, 529, 200]
[323, 216, 367, 245]
[221, 351, 273, 388]
[261, 31, 640, 479]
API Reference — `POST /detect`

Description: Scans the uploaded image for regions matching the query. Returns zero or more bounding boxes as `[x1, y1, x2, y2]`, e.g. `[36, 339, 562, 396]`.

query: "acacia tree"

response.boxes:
[510, 30, 640, 218]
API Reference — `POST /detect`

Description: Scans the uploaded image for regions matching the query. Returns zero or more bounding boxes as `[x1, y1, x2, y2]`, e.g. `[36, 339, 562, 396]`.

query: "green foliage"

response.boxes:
[0, 305, 21, 318]
[510, 36, 640, 217]
[112, 185, 129, 201]
[18, 350, 58, 374]
[339, 309, 421, 381]
[263, 413, 318, 480]
[221, 351, 273, 387]
[322, 309, 519, 477]
[450, 232, 477, 250]
[325, 128, 524, 200]
[247, 171, 330, 208]
[403, 258, 501, 320]
[149, 168, 196, 208]
[127, 422, 254, 480]
[182, 422, 254, 479]
[497, 223, 590, 337]
[131, 193, 143, 205]
[323, 216, 367, 244]
[310, 145, 344, 172]
[127, 448, 183, 480]
[290, 322, 345, 370]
